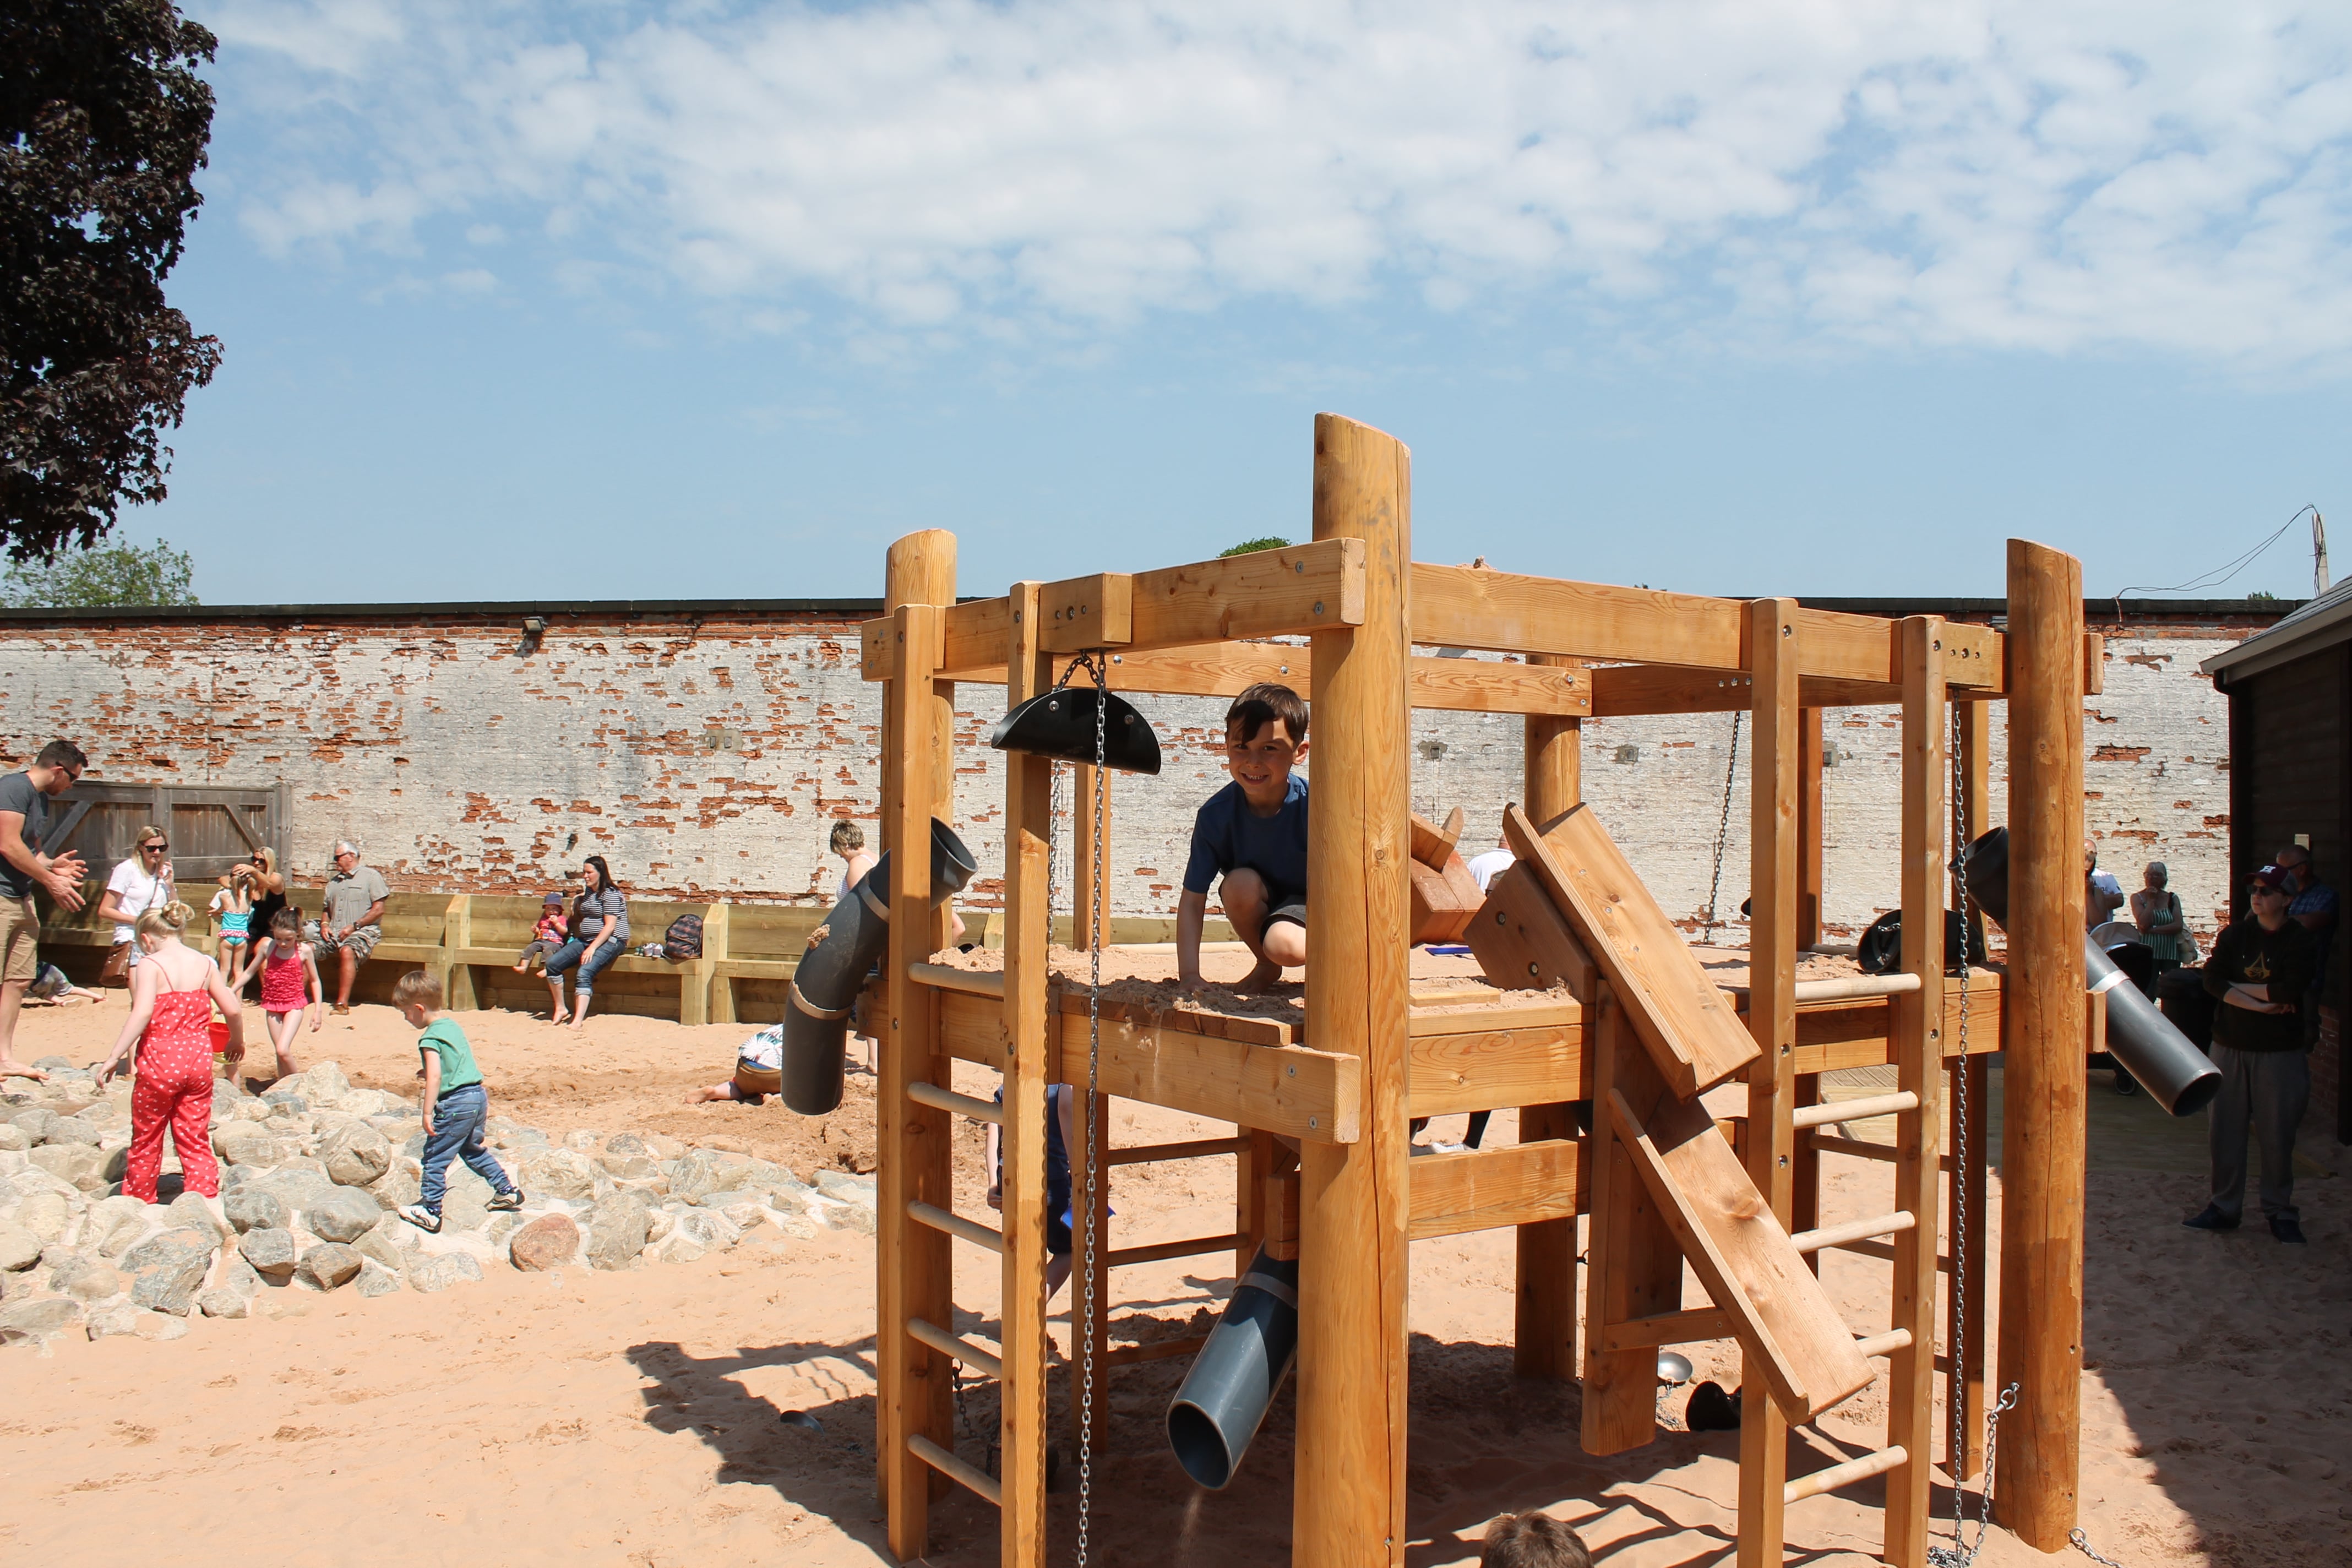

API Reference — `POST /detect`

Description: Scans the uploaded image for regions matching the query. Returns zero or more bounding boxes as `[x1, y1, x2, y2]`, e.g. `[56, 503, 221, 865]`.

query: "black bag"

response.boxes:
[662, 913, 704, 961]
[1856, 908, 1985, 975]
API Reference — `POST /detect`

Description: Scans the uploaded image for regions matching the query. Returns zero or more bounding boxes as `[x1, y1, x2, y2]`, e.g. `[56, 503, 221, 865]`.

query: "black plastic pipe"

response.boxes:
[1959, 827, 2221, 1117]
[780, 818, 978, 1116]
[1166, 1246, 1299, 1490]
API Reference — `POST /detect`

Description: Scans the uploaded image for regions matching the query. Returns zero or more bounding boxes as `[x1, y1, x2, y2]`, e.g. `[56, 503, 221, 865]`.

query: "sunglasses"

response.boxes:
[141, 842, 167, 853]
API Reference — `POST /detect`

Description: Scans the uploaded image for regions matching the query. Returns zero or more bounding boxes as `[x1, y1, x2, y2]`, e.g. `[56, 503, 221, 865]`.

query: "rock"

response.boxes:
[695, 1134, 751, 1155]
[563, 1129, 602, 1152]
[669, 1148, 755, 1202]
[0, 1295, 84, 1346]
[586, 1191, 652, 1270]
[212, 1124, 281, 1167]
[323, 1123, 391, 1188]
[166, 1191, 227, 1241]
[304, 1062, 352, 1104]
[603, 1131, 648, 1156]
[90, 1302, 188, 1341]
[409, 1251, 482, 1293]
[29, 1144, 105, 1190]
[813, 1196, 877, 1237]
[121, 1228, 216, 1315]
[41, 1115, 100, 1147]
[306, 1191, 382, 1245]
[229, 1099, 271, 1124]
[351, 1219, 411, 1275]
[0, 1223, 38, 1271]
[644, 1207, 675, 1244]
[223, 1188, 287, 1234]
[596, 1152, 659, 1180]
[17, 1191, 70, 1243]
[250, 1167, 339, 1214]
[653, 1232, 706, 1264]
[53, 1255, 123, 1302]
[519, 1146, 598, 1201]
[10, 1108, 57, 1141]
[239, 1226, 298, 1281]
[676, 1207, 742, 1250]
[366, 1162, 423, 1211]
[296, 1243, 362, 1291]
[815, 1169, 878, 1207]
[354, 1261, 400, 1297]
[0, 1125, 26, 1153]
[96, 1211, 157, 1259]
[641, 1133, 686, 1162]
[197, 1285, 251, 1318]
[507, 1213, 579, 1272]
[260, 1091, 308, 1117]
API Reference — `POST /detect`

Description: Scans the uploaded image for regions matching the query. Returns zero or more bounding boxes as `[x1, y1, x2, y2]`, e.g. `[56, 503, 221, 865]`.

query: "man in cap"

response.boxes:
[307, 840, 388, 1016]
[2187, 864, 2320, 1243]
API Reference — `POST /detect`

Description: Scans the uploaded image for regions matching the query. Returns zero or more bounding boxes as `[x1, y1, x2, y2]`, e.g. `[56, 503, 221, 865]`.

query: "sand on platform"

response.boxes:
[2, 993, 2345, 1566]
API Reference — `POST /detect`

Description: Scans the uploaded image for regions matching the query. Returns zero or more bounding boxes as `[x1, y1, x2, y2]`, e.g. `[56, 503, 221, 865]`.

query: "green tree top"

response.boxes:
[1, 536, 197, 606]
[1219, 536, 1291, 557]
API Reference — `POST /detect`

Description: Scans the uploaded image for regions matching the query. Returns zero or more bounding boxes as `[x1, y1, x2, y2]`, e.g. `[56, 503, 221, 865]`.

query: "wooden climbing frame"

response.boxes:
[857, 414, 2097, 1567]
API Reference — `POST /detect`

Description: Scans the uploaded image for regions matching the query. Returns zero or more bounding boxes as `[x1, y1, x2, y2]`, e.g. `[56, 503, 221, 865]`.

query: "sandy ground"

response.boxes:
[2, 990, 2346, 1567]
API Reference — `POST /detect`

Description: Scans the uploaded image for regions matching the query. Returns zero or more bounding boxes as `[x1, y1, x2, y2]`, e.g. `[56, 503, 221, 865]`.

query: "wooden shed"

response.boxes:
[2202, 581, 2352, 1145]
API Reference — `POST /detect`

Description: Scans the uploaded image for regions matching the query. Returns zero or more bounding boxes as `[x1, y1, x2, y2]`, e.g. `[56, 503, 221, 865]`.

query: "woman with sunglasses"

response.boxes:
[96, 825, 174, 987]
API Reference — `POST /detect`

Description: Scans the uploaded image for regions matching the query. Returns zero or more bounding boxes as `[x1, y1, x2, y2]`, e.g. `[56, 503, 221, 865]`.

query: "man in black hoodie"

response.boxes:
[2187, 865, 2319, 1243]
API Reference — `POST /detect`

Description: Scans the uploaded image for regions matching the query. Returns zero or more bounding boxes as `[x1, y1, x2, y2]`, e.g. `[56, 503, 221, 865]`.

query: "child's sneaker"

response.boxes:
[398, 1204, 443, 1233]
[487, 1188, 525, 1212]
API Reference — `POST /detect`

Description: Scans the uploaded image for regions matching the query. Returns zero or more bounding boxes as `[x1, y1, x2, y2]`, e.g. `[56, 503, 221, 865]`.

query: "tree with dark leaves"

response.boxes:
[2, 1, 221, 564]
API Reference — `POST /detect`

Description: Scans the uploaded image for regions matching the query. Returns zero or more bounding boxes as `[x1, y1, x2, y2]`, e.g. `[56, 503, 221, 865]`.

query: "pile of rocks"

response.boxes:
[0, 1059, 877, 1348]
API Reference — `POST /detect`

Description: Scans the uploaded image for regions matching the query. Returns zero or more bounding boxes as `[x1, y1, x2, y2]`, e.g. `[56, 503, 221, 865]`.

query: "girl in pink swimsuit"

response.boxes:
[238, 906, 321, 1084]
[96, 902, 245, 1204]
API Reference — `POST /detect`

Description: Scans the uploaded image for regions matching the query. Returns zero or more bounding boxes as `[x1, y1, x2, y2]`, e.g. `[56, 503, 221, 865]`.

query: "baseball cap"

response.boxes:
[543, 891, 565, 906]
[2249, 864, 2291, 891]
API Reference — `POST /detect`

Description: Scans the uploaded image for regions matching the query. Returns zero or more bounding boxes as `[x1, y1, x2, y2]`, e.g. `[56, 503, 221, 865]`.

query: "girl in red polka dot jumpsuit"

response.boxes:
[97, 902, 246, 1204]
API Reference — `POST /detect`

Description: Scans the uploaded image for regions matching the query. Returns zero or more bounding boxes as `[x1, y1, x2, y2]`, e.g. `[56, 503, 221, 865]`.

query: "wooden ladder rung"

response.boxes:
[1784, 1444, 1908, 1506]
[907, 1080, 1004, 1125]
[908, 1433, 1003, 1508]
[908, 1200, 1005, 1255]
[1104, 1334, 1211, 1368]
[1813, 1135, 1953, 1173]
[1792, 1091, 1918, 1129]
[1854, 1327, 1913, 1359]
[1792, 1210, 1915, 1255]
[907, 1315, 1004, 1379]
[1107, 1232, 1244, 1268]
[1107, 1136, 1249, 1167]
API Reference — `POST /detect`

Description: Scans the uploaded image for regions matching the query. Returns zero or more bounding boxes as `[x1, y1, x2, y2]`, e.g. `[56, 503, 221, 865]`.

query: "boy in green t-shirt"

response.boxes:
[392, 969, 524, 1233]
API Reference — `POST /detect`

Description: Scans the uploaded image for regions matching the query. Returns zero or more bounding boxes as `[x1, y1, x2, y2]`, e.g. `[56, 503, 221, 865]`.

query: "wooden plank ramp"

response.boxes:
[1503, 802, 1757, 1097]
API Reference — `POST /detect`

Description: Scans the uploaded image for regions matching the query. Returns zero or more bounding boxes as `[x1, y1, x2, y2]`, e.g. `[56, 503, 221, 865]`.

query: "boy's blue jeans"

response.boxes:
[420, 1083, 515, 1212]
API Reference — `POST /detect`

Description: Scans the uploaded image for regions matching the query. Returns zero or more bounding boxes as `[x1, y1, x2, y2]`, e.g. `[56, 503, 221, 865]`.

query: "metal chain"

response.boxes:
[2067, 1528, 2127, 1566]
[1926, 1381, 2019, 1568]
[1075, 652, 1108, 1568]
[1942, 699, 1977, 1560]
[1703, 710, 1743, 940]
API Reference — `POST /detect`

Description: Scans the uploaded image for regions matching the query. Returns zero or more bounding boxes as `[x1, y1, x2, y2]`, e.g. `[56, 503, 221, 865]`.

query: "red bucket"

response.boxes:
[209, 1019, 231, 1054]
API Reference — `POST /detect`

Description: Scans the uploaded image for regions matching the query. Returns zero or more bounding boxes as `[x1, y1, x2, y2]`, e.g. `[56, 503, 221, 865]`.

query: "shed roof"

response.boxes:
[2199, 578, 2352, 682]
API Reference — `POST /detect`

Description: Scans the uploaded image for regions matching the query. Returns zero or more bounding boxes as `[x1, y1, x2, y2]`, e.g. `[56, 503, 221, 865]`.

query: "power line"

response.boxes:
[2110, 503, 2315, 622]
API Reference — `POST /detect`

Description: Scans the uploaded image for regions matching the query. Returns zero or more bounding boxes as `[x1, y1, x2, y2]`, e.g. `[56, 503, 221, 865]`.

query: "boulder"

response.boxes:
[31, 1055, 73, 1072]
[669, 1148, 754, 1203]
[296, 1243, 362, 1291]
[366, 1162, 423, 1211]
[239, 1226, 298, 1282]
[586, 1191, 652, 1271]
[0, 1223, 39, 1272]
[351, 1217, 413, 1275]
[51, 1253, 122, 1301]
[323, 1125, 390, 1188]
[644, 1207, 675, 1244]
[250, 1167, 339, 1215]
[197, 1285, 252, 1318]
[409, 1251, 483, 1293]
[597, 1152, 659, 1180]
[10, 1108, 57, 1142]
[814, 1196, 877, 1237]
[260, 1091, 308, 1117]
[653, 1232, 706, 1265]
[90, 1303, 188, 1341]
[223, 1188, 287, 1235]
[16, 1191, 71, 1243]
[121, 1228, 217, 1316]
[213, 1124, 281, 1167]
[603, 1131, 648, 1156]
[306, 1191, 383, 1245]
[0, 1295, 84, 1346]
[815, 1169, 878, 1207]
[0, 1124, 27, 1153]
[166, 1191, 227, 1242]
[42, 1115, 100, 1147]
[519, 1147, 597, 1200]
[676, 1207, 742, 1250]
[303, 1062, 352, 1105]
[563, 1129, 602, 1152]
[507, 1213, 579, 1272]
[354, 1261, 400, 1298]
[29, 1144, 105, 1190]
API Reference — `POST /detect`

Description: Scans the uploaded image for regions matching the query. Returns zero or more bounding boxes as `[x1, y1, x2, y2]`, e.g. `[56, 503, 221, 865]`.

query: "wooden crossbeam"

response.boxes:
[1407, 1138, 1585, 1239]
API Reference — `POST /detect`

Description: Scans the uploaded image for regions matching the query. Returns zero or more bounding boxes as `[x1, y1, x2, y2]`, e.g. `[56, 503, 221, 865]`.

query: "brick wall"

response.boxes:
[0, 606, 2267, 949]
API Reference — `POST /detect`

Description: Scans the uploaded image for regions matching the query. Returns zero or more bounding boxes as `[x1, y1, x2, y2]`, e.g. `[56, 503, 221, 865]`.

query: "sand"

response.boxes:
[3, 994, 2345, 1566]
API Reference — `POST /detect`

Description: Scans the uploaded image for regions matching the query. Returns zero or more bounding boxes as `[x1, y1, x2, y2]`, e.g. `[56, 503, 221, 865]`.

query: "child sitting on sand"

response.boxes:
[1482, 1512, 1591, 1567]
[393, 969, 525, 1233]
[511, 892, 569, 973]
[686, 1025, 784, 1106]
[1177, 682, 1310, 994]
[24, 962, 102, 1006]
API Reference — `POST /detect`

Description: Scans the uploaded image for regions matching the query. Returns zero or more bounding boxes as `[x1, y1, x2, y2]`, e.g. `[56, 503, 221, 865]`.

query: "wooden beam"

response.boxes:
[1517, 650, 1584, 1382]
[1505, 802, 1760, 1098]
[1037, 571, 1134, 653]
[1466, 862, 1598, 999]
[1295, 413, 1414, 1568]
[1996, 540, 2089, 1551]
[1408, 1022, 1586, 1118]
[1580, 993, 1684, 1454]
[1410, 1137, 1585, 1239]
[1883, 616, 1948, 1565]
[1798, 709, 1823, 951]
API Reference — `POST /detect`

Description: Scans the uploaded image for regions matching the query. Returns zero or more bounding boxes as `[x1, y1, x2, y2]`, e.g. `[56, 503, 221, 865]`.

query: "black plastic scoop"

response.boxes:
[987, 683, 1162, 775]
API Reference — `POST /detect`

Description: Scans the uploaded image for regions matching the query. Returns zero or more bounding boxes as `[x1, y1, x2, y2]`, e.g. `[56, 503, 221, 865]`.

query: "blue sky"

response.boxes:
[142, 1, 2352, 605]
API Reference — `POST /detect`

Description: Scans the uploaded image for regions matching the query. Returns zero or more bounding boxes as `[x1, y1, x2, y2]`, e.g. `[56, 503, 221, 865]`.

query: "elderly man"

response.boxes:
[307, 840, 387, 1015]
[0, 741, 90, 1079]
[2273, 843, 2338, 1047]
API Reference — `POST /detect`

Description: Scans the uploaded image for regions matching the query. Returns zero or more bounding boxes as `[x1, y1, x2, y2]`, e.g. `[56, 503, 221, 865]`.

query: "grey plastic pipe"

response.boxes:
[780, 817, 978, 1116]
[1959, 827, 2221, 1117]
[1166, 1246, 1300, 1490]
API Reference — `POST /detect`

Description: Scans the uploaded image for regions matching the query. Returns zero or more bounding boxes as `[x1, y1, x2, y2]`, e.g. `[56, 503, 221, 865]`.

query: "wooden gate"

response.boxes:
[39, 781, 290, 887]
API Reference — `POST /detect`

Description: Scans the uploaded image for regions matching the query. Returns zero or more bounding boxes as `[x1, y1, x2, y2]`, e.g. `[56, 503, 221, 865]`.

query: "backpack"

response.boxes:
[662, 913, 704, 961]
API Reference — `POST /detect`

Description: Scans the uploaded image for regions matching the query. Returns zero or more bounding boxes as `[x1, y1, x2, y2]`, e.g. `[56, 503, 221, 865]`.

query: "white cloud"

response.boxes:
[198, 0, 2352, 363]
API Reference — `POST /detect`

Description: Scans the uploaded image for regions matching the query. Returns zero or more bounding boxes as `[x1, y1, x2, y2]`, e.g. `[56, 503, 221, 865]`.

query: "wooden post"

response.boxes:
[1736, 598, 1800, 1568]
[999, 580, 1054, 1566]
[1516, 654, 1581, 1381]
[1948, 697, 1992, 1482]
[1580, 988, 1681, 1455]
[703, 901, 734, 1027]
[884, 530, 960, 954]
[1995, 540, 2088, 1551]
[442, 895, 475, 1011]
[1294, 413, 1414, 1568]
[1884, 617, 1949, 1563]
[1237, 1128, 1276, 1277]
[1798, 706, 1824, 950]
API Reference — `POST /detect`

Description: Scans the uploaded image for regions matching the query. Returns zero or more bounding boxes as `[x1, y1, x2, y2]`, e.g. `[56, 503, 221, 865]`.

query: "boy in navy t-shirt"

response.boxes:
[1178, 683, 1310, 992]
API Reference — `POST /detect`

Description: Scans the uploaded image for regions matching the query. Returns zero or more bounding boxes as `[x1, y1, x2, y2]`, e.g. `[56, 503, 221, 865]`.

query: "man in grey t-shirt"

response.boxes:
[305, 840, 388, 1015]
[1, 741, 91, 1079]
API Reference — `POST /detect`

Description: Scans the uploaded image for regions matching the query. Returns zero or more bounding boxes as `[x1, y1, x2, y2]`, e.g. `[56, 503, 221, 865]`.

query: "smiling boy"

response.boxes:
[1177, 683, 1310, 992]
